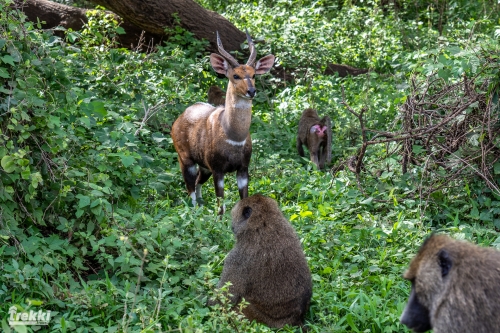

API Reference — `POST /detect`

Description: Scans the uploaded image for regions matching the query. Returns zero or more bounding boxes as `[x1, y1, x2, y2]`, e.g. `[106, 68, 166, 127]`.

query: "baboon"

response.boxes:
[297, 108, 332, 169]
[207, 85, 226, 106]
[400, 234, 500, 333]
[212, 194, 312, 328]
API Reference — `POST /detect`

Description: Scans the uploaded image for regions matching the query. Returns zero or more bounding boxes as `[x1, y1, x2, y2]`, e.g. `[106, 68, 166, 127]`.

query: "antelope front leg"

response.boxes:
[236, 168, 249, 199]
[180, 161, 198, 206]
[212, 172, 225, 215]
[195, 166, 212, 205]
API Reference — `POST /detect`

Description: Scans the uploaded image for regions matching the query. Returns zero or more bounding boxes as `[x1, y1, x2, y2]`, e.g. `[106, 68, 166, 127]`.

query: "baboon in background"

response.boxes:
[400, 234, 500, 333]
[297, 108, 332, 169]
[207, 85, 226, 106]
[211, 194, 312, 328]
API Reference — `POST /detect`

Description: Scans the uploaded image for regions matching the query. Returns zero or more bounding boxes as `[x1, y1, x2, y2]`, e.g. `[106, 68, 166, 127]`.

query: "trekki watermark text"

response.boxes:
[8, 306, 51, 326]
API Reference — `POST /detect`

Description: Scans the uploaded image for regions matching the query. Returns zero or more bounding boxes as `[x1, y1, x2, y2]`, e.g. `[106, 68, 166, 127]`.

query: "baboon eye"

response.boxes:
[242, 206, 252, 219]
[233, 74, 241, 80]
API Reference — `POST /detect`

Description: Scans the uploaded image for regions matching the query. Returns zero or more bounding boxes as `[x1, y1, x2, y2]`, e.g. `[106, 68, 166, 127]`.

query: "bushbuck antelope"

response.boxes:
[171, 31, 275, 214]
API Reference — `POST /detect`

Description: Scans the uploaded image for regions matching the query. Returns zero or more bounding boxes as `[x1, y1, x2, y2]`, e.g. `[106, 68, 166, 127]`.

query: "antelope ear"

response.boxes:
[210, 53, 229, 74]
[254, 54, 275, 74]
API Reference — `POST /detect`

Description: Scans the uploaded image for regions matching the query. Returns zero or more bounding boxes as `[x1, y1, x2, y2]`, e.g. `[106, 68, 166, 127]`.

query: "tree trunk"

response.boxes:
[14, 0, 163, 51]
[87, 0, 245, 52]
[15, 0, 89, 31]
[15, 0, 246, 53]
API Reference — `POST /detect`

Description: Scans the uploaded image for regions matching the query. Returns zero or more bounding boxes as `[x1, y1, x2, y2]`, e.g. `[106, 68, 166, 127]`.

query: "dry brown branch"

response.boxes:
[337, 66, 500, 199]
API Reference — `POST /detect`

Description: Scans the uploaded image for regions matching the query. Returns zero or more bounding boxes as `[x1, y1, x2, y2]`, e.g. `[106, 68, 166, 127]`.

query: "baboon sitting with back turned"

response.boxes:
[400, 234, 500, 333]
[297, 108, 332, 169]
[210, 194, 312, 328]
[207, 85, 226, 106]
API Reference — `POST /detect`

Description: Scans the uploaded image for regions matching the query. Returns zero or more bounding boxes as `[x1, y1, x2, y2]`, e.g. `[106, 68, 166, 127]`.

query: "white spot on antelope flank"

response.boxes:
[226, 138, 246, 146]
[196, 184, 203, 198]
[190, 192, 197, 206]
[184, 104, 214, 122]
[217, 179, 224, 190]
[188, 165, 197, 175]
[237, 176, 248, 189]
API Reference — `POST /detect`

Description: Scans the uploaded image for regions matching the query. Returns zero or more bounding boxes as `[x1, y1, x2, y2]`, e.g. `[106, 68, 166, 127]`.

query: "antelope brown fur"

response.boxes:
[210, 194, 312, 328]
[171, 31, 274, 214]
[297, 108, 332, 169]
[401, 234, 500, 333]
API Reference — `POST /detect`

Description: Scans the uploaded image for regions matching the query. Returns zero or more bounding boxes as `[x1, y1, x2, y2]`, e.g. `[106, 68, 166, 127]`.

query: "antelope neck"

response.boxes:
[221, 83, 253, 142]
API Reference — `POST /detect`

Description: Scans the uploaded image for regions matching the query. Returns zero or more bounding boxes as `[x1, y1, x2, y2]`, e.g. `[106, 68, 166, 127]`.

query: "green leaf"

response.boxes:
[77, 195, 91, 208]
[360, 197, 373, 205]
[494, 162, 500, 175]
[49, 116, 60, 128]
[43, 264, 56, 274]
[91, 101, 107, 117]
[2, 318, 12, 333]
[75, 209, 84, 218]
[21, 168, 30, 180]
[299, 210, 313, 217]
[115, 27, 126, 35]
[130, 186, 140, 199]
[121, 155, 135, 167]
[470, 205, 479, 219]
[87, 221, 95, 234]
[90, 199, 101, 208]
[79, 117, 90, 127]
[13, 325, 27, 333]
[0, 67, 9, 78]
[67, 31, 80, 43]
[1, 55, 15, 66]
[412, 145, 424, 154]
[345, 314, 360, 333]
[438, 68, 450, 80]
[1, 155, 16, 173]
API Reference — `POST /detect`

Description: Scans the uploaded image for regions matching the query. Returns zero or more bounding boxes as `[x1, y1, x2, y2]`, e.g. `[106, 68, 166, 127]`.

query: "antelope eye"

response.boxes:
[252, 74, 255, 79]
[233, 74, 241, 80]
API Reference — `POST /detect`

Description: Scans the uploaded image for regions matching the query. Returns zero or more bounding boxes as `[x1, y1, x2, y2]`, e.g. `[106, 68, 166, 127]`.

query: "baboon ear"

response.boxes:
[242, 206, 252, 219]
[437, 249, 452, 277]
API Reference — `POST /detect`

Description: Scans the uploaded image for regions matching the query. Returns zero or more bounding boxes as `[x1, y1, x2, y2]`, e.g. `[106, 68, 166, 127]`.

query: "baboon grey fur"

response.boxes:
[212, 194, 312, 328]
[401, 234, 500, 333]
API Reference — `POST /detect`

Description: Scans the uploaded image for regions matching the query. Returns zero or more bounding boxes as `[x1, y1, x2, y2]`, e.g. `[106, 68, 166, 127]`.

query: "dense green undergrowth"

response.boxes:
[1, 0, 499, 331]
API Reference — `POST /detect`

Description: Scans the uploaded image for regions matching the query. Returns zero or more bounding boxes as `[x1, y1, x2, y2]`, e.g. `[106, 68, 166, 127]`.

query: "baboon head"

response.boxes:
[230, 194, 282, 237]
